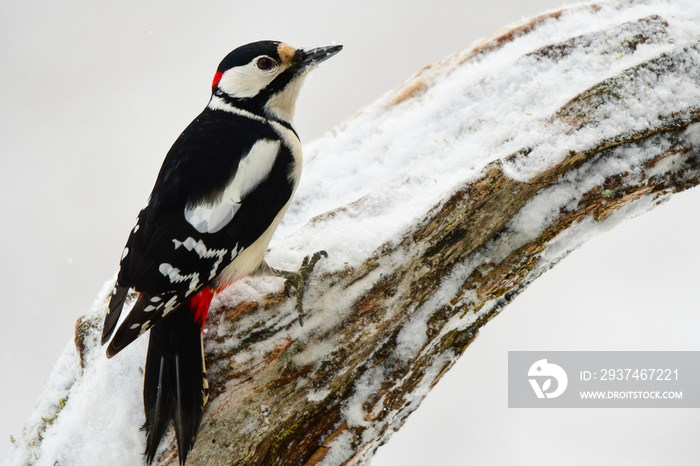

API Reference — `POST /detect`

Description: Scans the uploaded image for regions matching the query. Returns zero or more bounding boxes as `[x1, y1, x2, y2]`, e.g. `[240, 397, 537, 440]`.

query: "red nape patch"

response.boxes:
[212, 71, 224, 90]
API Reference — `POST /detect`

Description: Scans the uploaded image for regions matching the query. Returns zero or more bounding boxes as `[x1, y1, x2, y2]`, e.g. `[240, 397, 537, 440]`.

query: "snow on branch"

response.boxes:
[7, 1, 700, 465]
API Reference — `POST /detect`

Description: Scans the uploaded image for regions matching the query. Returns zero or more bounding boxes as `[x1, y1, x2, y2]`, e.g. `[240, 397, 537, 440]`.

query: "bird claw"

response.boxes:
[276, 250, 327, 326]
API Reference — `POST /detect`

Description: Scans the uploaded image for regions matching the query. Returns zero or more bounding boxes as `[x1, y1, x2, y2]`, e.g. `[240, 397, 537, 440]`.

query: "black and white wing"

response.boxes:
[102, 107, 297, 356]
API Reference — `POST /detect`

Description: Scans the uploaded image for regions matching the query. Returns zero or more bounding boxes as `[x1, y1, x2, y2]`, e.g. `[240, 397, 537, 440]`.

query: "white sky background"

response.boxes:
[2, 0, 700, 464]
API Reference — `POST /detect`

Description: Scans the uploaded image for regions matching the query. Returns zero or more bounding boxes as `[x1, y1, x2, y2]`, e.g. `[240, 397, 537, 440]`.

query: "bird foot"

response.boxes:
[274, 250, 327, 326]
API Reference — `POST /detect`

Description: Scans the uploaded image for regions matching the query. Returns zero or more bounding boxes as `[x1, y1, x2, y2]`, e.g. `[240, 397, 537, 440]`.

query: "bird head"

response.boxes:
[211, 40, 342, 123]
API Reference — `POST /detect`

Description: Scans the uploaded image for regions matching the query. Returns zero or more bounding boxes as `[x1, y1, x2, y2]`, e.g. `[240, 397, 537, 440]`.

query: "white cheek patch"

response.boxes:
[185, 139, 281, 233]
[218, 63, 277, 99]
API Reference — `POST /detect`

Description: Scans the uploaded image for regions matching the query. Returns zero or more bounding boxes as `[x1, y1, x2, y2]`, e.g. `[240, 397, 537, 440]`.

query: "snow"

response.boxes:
[306, 388, 331, 403]
[342, 367, 386, 428]
[5, 281, 149, 466]
[316, 430, 356, 466]
[268, 0, 700, 273]
[5, 0, 700, 464]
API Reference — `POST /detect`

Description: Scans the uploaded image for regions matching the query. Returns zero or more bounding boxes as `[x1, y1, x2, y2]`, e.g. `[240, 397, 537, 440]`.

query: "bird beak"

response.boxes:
[296, 44, 343, 69]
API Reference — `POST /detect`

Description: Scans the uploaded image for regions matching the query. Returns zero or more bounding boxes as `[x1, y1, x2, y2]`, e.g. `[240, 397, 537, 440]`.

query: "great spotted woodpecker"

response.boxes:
[100, 41, 342, 465]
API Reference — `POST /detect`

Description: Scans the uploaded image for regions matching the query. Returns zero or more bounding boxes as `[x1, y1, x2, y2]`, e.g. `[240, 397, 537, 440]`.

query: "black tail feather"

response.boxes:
[144, 355, 171, 463]
[143, 308, 209, 465]
[101, 285, 130, 345]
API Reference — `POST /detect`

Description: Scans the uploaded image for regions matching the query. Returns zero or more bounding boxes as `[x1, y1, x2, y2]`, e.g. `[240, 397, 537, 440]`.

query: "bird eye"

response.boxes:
[256, 57, 275, 70]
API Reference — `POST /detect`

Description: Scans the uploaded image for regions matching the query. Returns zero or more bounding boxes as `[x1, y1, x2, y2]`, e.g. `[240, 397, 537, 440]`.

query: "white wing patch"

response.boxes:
[172, 236, 229, 280]
[158, 263, 201, 297]
[184, 139, 281, 233]
[157, 236, 234, 296]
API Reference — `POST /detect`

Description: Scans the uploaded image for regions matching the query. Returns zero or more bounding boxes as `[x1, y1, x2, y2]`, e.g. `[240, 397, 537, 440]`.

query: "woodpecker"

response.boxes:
[100, 40, 342, 465]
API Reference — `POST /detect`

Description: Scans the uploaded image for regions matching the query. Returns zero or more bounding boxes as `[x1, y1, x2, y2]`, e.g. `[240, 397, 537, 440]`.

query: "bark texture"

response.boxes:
[143, 3, 700, 465]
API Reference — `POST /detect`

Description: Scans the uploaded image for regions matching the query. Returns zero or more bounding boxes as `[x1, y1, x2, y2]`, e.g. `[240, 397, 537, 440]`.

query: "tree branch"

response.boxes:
[162, 4, 700, 465]
[9, 2, 700, 465]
